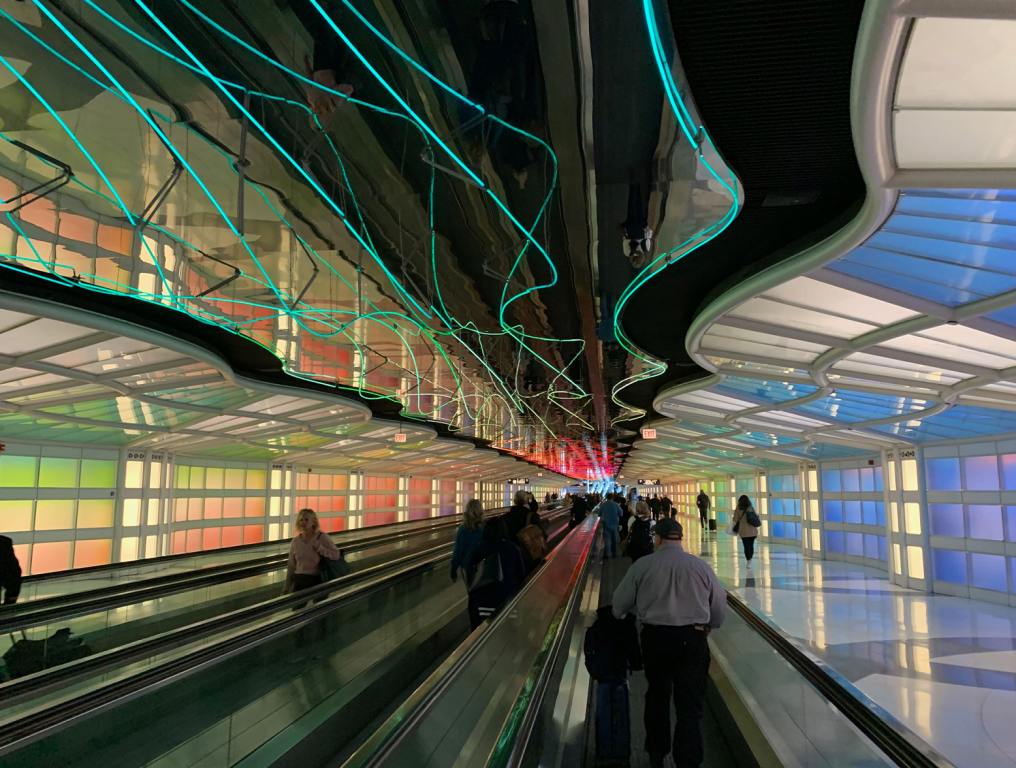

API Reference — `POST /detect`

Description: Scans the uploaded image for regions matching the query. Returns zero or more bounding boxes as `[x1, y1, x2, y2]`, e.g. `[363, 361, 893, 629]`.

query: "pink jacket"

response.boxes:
[285, 531, 340, 591]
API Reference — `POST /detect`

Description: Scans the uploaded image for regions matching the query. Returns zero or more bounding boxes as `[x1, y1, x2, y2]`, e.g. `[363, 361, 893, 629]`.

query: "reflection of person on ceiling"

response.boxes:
[621, 181, 653, 270]
[466, 0, 540, 187]
[285, 0, 356, 119]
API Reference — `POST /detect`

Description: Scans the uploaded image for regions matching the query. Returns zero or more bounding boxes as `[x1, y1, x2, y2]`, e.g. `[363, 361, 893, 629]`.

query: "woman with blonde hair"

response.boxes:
[451, 498, 485, 584]
[284, 508, 341, 593]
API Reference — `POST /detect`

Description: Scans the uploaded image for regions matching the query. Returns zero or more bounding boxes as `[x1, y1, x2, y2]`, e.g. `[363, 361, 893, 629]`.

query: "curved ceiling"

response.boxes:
[625, 2, 1016, 481]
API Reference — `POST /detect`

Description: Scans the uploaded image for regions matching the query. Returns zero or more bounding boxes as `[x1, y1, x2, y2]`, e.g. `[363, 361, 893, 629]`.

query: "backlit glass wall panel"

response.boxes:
[885, 448, 929, 590]
[295, 468, 348, 533]
[819, 459, 887, 567]
[171, 459, 270, 553]
[924, 440, 1016, 605]
[762, 472, 801, 543]
[0, 444, 118, 574]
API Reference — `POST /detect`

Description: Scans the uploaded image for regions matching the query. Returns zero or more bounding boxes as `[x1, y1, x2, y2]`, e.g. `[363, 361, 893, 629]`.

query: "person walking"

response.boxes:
[626, 501, 654, 562]
[0, 535, 22, 606]
[731, 495, 761, 570]
[283, 508, 342, 594]
[696, 490, 710, 527]
[466, 517, 526, 628]
[612, 518, 726, 768]
[451, 499, 485, 585]
[504, 490, 531, 539]
[596, 493, 623, 558]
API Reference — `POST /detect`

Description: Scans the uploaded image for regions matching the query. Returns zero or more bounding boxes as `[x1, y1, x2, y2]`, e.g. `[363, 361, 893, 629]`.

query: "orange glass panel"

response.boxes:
[221, 526, 243, 547]
[12, 544, 29, 571]
[30, 541, 71, 574]
[35, 500, 75, 530]
[243, 525, 264, 544]
[203, 498, 222, 519]
[223, 498, 242, 518]
[171, 531, 186, 554]
[186, 529, 201, 552]
[244, 497, 265, 518]
[202, 528, 221, 550]
[173, 498, 187, 522]
[97, 223, 132, 255]
[187, 498, 203, 522]
[73, 539, 112, 568]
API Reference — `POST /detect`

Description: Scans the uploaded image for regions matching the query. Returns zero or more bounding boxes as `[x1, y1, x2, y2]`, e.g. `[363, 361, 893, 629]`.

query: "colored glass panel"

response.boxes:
[0, 500, 32, 531]
[73, 538, 112, 568]
[964, 456, 1000, 491]
[31, 541, 71, 574]
[79, 459, 116, 488]
[78, 498, 114, 528]
[925, 457, 960, 490]
[930, 504, 964, 537]
[967, 505, 1003, 540]
[35, 499, 75, 530]
[38, 457, 77, 487]
[0, 455, 37, 487]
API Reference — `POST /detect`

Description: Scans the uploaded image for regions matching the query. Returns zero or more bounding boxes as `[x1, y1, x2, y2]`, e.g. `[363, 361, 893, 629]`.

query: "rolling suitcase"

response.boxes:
[595, 680, 631, 761]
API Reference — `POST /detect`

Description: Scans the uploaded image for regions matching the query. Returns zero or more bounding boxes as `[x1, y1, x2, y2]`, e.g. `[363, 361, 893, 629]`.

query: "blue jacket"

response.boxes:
[451, 525, 483, 581]
[598, 500, 622, 531]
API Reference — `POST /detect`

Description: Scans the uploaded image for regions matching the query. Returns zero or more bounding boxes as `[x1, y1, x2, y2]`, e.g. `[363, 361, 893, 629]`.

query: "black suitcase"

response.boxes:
[595, 680, 631, 761]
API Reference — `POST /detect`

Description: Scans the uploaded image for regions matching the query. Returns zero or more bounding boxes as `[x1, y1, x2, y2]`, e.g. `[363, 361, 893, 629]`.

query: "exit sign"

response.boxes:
[393, 432, 407, 443]
[641, 428, 657, 439]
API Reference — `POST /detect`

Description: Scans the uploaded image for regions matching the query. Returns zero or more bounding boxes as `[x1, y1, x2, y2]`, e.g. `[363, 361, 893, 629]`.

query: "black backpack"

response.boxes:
[745, 506, 761, 528]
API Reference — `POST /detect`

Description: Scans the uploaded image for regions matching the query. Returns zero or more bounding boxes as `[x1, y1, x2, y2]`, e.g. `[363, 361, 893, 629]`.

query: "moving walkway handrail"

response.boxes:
[341, 512, 593, 768]
[0, 507, 572, 717]
[0, 544, 457, 753]
[18, 508, 486, 584]
[0, 515, 476, 632]
[724, 592, 954, 768]
[0, 542, 453, 709]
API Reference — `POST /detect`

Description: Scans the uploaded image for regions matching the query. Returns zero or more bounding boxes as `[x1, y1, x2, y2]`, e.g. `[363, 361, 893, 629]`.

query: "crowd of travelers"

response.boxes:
[581, 487, 761, 767]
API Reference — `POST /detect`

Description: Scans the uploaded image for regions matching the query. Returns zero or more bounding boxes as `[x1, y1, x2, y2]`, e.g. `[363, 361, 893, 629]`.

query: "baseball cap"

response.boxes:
[654, 518, 683, 540]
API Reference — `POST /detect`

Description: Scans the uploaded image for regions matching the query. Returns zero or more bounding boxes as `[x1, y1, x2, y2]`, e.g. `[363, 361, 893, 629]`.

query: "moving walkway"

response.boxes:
[0, 506, 575, 767]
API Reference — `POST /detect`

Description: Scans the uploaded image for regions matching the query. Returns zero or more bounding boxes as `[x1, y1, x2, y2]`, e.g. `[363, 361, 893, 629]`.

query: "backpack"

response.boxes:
[516, 524, 546, 563]
[469, 551, 504, 593]
[628, 518, 653, 558]
[745, 507, 761, 528]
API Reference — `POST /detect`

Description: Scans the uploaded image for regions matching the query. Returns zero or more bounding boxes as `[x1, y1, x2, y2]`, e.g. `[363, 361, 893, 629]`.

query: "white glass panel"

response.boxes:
[879, 334, 1015, 369]
[727, 296, 876, 339]
[763, 277, 917, 324]
[895, 110, 1016, 169]
[896, 18, 1016, 109]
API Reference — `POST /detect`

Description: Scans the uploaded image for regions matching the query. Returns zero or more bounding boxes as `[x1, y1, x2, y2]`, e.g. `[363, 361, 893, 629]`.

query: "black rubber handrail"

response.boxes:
[0, 508, 573, 753]
[341, 511, 589, 768]
[20, 507, 511, 584]
[0, 546, 453, 754]
[725, 593, 954, 768]
[0, 517, 467, 632]
[0, 539, 454, 709]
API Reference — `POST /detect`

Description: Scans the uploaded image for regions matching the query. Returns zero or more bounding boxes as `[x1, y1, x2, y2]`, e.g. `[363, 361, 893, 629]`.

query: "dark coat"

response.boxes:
[584, 605, 643, 682]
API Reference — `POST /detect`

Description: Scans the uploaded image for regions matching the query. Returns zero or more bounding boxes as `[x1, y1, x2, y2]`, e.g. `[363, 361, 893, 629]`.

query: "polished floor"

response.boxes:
[672, 514, 1016, 768]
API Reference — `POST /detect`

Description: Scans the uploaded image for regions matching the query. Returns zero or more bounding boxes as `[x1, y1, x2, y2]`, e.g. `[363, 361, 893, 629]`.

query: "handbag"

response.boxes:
[317, 534, 351, 582]
[468, 552, 504, 593]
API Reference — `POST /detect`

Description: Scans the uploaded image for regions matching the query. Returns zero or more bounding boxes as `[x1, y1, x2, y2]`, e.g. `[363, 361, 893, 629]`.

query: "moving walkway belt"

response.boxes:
[0, 507, 573, 759]
[0, 517, 468, 634]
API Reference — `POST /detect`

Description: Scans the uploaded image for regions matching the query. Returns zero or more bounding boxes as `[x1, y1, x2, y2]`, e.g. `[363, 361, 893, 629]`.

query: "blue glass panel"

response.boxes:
[827, 531, 845, 553]
[844, 501, 862, 524]
[1008, 507, 1016, 542]
[970, 553, 1006, 592]
[827, 257, 984, 306]
[873, 466, 884, 491]
[822, 468, 841, 493]
[930, 504, 964, 537]
[862, 501, 878, 526]
[714, 377, 818, 405]
[863, 534, 880, 560]
[823, 500, 843, 523]
[771, 498, 784, 516]
[859, 467, 875, 492]
[1001, 455, 1016, 490]
[842, 468, 860, 492]
[877, 536, 888, 562]
[964, 455, 1000, 491]
[875, 502, 886, 527]
[771, 521, 784, 539]
[967, 505, 1003, 541]
[926, 458, 962, 490]
[873, 406, 1016, 442]
[933, 549, 967, 584]
[846, 532, 864, 557]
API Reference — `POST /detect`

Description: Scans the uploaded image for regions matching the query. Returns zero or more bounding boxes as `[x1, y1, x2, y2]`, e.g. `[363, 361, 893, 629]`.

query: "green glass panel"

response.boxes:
[39, 458, 78, 488]
[0, 455, 38, 487]
[80, 459, 116, 488]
